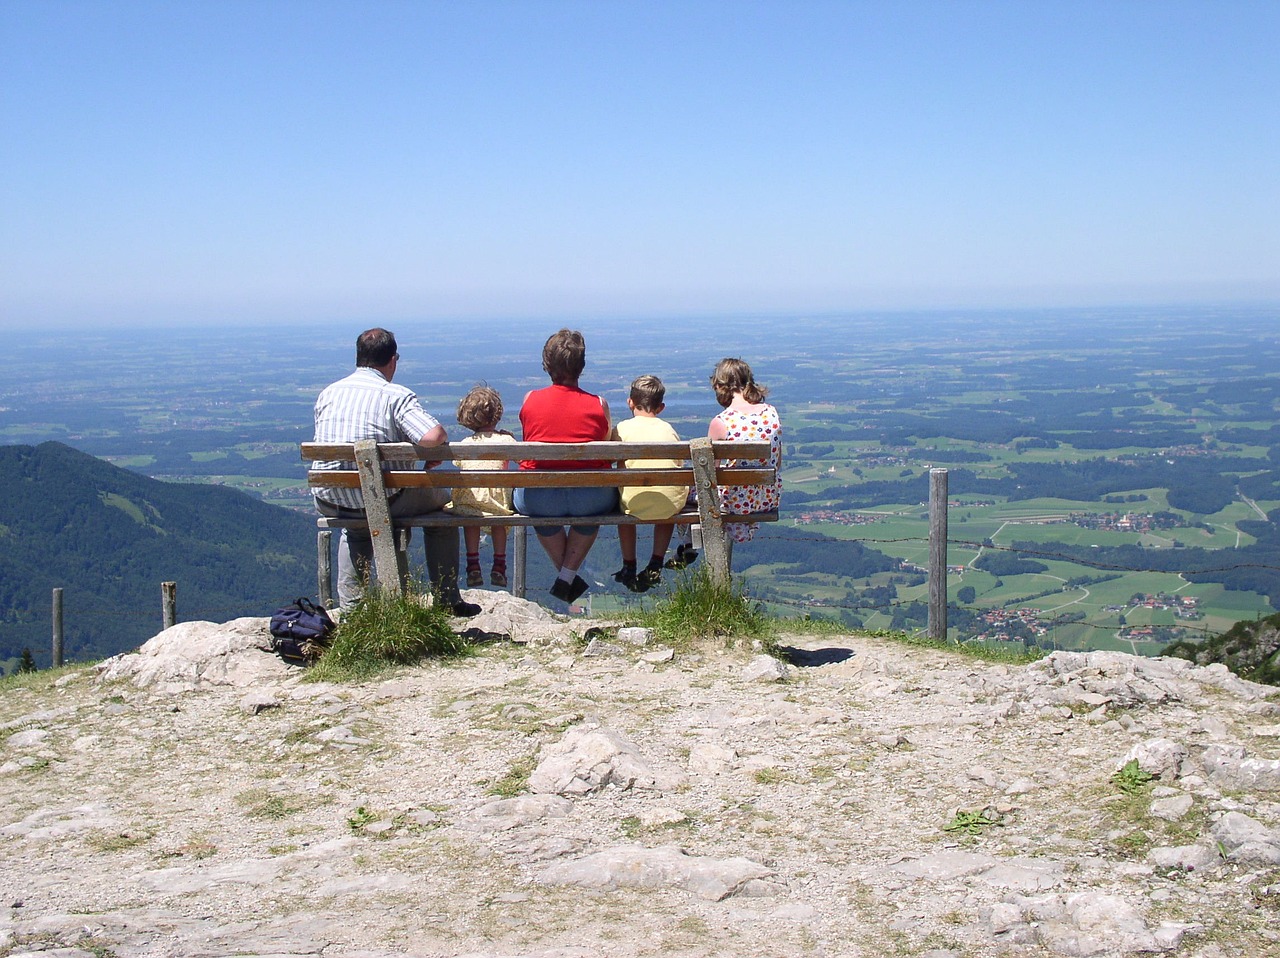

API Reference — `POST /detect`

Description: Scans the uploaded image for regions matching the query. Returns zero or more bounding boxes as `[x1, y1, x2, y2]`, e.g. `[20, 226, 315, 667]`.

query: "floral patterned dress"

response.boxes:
[713, 403, 782, 542]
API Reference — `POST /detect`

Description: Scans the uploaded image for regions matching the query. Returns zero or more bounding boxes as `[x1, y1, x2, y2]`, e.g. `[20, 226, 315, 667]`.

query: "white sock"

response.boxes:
[557, 567, 576, 583]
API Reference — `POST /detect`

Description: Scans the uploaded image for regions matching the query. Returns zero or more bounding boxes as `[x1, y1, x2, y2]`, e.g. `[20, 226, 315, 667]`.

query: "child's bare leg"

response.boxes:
[490, 526, 509, 586]
[618, 525, 638, 564]
[464, 526, 483, 586]
[651, 523, 676, 562]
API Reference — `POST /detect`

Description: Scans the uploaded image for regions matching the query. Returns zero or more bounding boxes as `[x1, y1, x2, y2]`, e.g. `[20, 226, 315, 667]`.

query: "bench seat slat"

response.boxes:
[307, 467, 775, 490]
[316, 509, 779, 530]
[301, 440, 773, 462]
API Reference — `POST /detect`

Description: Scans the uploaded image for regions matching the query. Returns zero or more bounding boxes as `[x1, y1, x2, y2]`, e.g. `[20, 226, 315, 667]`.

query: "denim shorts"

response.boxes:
[514, 486, 619, 537]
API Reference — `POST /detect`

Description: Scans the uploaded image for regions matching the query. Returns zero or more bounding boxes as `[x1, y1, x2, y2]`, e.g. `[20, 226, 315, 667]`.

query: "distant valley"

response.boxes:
[2, 306, 1277, 667]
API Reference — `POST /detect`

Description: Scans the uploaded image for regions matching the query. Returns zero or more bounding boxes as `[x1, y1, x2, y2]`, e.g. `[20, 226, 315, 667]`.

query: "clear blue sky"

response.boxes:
[2, 0, 1277, 329]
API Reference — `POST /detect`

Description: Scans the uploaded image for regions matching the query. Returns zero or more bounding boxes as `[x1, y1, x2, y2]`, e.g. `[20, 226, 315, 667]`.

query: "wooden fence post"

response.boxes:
[162, 581, 177, 630]
[51, 588, 64, 668]
[929, 469, 949, 642]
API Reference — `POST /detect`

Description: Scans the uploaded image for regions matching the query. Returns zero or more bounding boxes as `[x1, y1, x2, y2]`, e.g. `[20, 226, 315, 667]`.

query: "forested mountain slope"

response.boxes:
[0, 442, 315, 666]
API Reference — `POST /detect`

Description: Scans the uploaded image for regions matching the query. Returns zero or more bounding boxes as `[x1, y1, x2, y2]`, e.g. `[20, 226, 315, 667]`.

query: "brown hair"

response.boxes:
[628, 374, 666, 413]
[456, 384, 504, 432]
[541, 329, 586, 385]
[710, 357, 767, 407]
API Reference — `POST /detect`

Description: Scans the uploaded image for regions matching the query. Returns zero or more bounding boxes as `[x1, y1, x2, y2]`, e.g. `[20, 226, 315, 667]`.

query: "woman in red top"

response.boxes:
[515, 329, 615, 604]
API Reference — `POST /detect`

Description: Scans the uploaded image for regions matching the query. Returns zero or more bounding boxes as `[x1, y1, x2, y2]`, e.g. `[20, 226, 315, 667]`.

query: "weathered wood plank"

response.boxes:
[308, 467, 774, 489]
[302, 440, 773, 462]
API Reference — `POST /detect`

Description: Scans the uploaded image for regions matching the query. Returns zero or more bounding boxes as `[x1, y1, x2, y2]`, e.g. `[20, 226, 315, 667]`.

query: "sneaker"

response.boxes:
[639, 567, 662, 589]
[613, 566, 647, 593]
[490, 569, 507, 588]
[466, 568, 484, 588]
[550, 575, 589, 603]
[450, 600, 482, 617]
[665, 545, 699, 570]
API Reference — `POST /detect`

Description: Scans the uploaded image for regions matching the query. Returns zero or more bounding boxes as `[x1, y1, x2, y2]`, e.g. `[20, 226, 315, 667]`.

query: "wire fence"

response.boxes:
[9, 520, 1275, 665]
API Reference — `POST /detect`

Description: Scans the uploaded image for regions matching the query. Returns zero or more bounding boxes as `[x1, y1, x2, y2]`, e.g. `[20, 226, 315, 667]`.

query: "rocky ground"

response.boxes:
[2, 592, 1280, 958]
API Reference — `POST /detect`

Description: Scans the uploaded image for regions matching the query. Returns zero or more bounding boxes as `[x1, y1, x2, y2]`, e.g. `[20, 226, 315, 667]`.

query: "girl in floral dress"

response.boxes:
[707, 358, 782, 543]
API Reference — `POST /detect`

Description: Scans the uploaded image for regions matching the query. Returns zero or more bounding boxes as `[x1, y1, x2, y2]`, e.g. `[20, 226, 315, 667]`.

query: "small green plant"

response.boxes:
[347, 805, 379, 833]
[942, 808, 1003, 835]
[306, 586, 471, 682]
[641, 567, 771, 647]
[1112, 759, 1155, 795]
[753, 767, 785, 785]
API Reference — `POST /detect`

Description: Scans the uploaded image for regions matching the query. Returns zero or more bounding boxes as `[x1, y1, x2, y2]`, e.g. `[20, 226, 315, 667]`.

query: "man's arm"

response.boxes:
[416, 424, 447, 447]
[415, 423, 448, 468]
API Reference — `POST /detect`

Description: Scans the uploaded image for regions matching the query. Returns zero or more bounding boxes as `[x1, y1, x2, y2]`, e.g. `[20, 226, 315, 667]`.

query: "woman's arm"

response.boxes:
[708, 416, 729, 441]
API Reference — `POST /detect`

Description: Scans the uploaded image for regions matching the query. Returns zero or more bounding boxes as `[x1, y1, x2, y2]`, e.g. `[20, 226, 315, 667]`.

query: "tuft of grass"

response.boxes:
[485, 754, 536, 797]
[236, 788, 302, 820]
[639, 567, 771, 649]
[305, 586, 471, 682]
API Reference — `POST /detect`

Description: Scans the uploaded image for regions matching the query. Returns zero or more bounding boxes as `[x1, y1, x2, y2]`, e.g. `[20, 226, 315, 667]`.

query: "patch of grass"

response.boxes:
[1115, 829, 1152, 856]
[485, 754, 536, 797]
[235, 787, 304, 820]
[0, 663, 93, 693]
[306, 586, 471, 683]
[753, 767, 787, 785]
[86, 830, 151, 853]
[639, 567, 772, 649]
[173, 837, 218, 859]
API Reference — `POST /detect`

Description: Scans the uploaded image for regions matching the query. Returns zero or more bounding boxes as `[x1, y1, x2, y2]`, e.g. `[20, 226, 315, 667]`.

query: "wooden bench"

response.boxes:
[299, 438, 778, 606]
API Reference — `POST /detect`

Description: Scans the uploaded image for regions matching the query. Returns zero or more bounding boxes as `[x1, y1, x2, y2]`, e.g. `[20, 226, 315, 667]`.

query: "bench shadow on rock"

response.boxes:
[777, 645, 855, 667]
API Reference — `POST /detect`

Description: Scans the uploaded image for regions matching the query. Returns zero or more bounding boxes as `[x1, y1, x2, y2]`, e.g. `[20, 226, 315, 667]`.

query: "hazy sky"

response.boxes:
[2, 0, 1277, 329]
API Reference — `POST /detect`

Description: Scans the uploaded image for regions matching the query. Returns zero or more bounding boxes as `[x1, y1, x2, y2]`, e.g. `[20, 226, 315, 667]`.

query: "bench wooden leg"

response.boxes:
[317, 530, 334, 608]
[512, 526, 528, 598]
[690, 437, 731, 587]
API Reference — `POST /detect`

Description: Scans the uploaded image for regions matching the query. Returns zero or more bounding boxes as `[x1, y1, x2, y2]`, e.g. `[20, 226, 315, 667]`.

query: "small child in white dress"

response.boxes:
[451, 385, 516, 588]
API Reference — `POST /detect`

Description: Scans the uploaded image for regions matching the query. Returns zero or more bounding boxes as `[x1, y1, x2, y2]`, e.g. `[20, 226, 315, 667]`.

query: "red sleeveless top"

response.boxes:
[519, 384, 610, 470]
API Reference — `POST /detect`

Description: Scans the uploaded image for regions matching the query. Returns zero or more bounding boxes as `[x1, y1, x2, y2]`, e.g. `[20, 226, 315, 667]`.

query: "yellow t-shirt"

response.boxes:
[612, 416, 690, 520]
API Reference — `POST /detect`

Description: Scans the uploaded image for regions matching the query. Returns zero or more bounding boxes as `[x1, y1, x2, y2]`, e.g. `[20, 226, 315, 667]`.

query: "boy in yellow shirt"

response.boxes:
[612, 375, 692, 592]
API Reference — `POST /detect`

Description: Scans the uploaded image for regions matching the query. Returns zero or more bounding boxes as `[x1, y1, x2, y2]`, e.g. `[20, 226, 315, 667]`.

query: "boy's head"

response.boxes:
[629, 374, 666, 414]
[457, 384, 503, 432]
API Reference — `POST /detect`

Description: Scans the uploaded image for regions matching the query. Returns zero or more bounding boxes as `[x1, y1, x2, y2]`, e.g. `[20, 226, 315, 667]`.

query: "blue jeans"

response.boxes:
[514, 486, 618, 536]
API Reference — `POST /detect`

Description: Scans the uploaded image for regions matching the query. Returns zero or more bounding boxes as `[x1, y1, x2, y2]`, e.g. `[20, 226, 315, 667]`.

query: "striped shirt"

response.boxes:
[312, 367, 441, 510]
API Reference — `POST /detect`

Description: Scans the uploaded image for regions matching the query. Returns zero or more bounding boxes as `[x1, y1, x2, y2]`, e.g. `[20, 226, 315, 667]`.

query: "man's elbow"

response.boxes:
[417, 425, 448, 447]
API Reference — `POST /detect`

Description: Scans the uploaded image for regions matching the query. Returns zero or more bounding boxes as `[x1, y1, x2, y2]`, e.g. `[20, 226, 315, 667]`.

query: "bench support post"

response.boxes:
[354, 439, 405, 597]
[690, 437, 730, 587]
[512, 526, 528, 598]
[317, 530, 333, 608]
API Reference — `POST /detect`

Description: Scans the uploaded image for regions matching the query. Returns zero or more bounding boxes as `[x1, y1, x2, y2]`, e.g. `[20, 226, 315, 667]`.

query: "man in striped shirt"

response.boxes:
[313, 328, 479, 616]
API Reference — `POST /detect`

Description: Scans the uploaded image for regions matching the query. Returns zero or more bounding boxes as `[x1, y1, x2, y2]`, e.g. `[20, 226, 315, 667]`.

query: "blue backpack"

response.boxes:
[268, 597, 335, 664]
